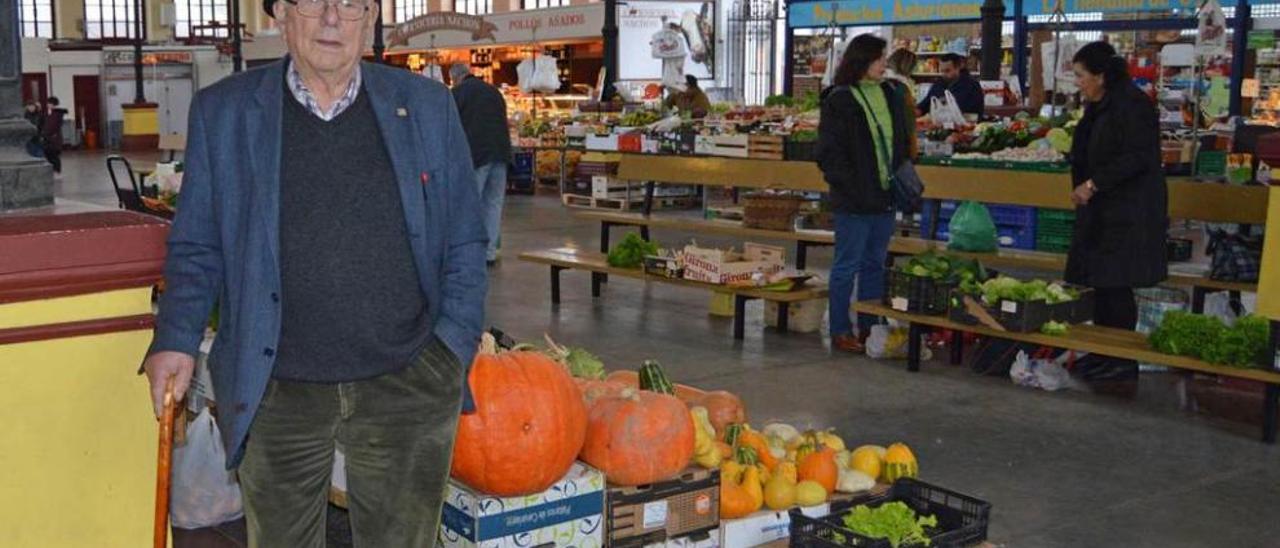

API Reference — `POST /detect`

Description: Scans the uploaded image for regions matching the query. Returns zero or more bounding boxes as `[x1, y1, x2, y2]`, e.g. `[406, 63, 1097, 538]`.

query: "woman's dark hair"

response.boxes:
[685, 74, 699, 89]
[1072, 41, 1131, 90]
[833, 34, 887, 87]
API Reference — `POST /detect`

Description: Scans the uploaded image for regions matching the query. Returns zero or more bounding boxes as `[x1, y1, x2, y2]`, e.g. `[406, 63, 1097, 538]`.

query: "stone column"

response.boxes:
[0, 0, 54, 211]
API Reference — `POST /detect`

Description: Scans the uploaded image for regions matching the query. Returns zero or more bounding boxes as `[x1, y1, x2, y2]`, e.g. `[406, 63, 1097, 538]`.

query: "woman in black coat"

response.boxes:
[1066, 42, 1168, 379]
[817, 34, 912, 353]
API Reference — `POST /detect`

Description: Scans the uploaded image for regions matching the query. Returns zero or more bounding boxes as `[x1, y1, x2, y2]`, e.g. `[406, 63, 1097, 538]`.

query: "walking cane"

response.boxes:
[154, 378, 176, 548]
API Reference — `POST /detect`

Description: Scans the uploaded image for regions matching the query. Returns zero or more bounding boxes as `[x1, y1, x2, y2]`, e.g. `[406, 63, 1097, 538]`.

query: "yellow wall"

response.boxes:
[1257, 190, 1280, 321]
[0, 287, 159, 547]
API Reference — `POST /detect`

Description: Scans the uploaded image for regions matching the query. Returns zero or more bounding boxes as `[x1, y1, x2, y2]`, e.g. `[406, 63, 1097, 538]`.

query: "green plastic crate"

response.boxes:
[1195, 151, 1227, 177]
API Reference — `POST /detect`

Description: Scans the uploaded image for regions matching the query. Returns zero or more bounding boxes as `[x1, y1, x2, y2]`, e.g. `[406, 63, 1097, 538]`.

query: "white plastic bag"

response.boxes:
[170, 408, 243, 529]
[1010, 351, 1075, 392]
[517, 57, 561, 94]
[1197, 0, 1228, 57]
[929, 90, 968, 127]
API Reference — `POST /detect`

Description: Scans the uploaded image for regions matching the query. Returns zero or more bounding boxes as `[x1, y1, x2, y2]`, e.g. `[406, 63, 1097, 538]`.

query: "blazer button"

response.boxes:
[271, 293, 280, 303]
[263, 348, 275, 357]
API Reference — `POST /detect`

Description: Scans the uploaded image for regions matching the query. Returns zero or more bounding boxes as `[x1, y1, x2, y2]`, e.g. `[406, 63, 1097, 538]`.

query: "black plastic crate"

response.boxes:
[786, 140, 819, 162]
[789, 478, 992, 548]
[947, 289, 1053, 333]
[1167, 238, 1193, 262]
[885, 270, 956, 315]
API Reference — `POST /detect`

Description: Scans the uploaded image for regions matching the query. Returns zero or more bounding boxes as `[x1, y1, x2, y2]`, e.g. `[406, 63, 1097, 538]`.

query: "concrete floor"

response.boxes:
[55, 150, 1280, 547]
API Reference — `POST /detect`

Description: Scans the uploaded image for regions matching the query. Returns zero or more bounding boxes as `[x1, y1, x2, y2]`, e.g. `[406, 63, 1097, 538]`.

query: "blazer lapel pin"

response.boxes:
[396, 107, 409, 117]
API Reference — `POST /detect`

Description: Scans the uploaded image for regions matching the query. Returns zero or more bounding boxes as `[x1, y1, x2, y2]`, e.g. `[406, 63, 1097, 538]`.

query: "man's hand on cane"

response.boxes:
[143, 351, 195, 418]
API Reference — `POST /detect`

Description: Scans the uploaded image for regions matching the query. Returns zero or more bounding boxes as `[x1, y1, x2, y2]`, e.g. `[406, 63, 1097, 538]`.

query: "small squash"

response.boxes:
[794, 480, 827, 507]
[849, 446, 883, 480]
[881, 443, 919, 482]
[637, 360, 676, 395]
[763, 473, 797, 510]
[720, 460, 764, 519]
[797, 447, 839, 495]
[693, 391, 747, 435]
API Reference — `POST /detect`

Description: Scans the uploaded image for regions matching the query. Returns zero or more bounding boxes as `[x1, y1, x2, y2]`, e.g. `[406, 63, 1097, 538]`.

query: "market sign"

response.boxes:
[788, 0, 1011, 27]
[787, 0, 1199, 27]
[387, 13, 500, 47]
[387, 5, 604, 50]
[103, 50, 195, 65]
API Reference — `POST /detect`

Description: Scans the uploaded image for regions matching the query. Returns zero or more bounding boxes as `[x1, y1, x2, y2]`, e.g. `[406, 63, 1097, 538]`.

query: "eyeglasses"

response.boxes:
[283, 0, 370, 20]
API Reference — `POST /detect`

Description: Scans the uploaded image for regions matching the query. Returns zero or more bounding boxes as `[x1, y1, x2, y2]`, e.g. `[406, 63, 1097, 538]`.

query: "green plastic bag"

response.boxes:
[947, 201, 998, 252]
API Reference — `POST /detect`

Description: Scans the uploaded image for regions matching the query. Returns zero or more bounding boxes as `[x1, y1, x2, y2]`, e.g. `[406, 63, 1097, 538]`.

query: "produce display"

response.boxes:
[606, 233, 660, 268]
[902, 252, 987, 285]
[967, 276, 1079, 306]
[1149, 312, 1271, 368]
[839, 501, 939, 548]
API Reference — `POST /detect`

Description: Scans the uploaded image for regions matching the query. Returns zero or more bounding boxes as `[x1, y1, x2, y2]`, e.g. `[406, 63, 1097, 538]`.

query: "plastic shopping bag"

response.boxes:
[947, 201, 998, 252]
[1010, 351, 1077, 391]
[929, 90, 968, 127]
[866, 324, 933, 360]
[170, 408, 243, 529]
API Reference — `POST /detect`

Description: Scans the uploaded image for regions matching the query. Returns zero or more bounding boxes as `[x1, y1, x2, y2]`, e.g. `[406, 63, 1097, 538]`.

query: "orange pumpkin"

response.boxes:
[691, 391, 746, 435]
[575, 378, 629, 408]
[580, 388, 696, 486]
[798, 447, 838, 494]
[451, 335, 588, 496]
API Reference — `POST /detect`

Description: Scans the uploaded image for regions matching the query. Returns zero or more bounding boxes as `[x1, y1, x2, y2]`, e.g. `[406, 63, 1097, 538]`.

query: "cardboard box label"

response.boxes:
[643, 500, 669, 529]
[1001, 300, 1018, 314]
[442, 491, 603, 543]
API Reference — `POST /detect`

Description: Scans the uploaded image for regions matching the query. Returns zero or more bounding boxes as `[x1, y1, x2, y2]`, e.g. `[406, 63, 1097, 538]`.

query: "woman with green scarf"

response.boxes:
[817, 34, 912, 353]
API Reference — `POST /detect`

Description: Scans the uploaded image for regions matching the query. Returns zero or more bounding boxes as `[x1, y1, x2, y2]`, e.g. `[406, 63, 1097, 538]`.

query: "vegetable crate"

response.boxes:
[606, 467, 720, 548]
[947, 289, 1056, 333]
[885, 270, 956, 316]
[438, 462, 606, 548]
[749, 135, 786, 160]
[787, 479, 992, 548]
[1035, 209, 1075, 253]
[644, 254, 685, 279]
[785, 140, 818, 162]
[743, 194, 805, 231]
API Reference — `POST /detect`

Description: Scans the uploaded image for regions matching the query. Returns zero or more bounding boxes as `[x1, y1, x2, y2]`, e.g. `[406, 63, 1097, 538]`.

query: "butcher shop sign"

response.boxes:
[386, 5, 605, 50]
[387, 13, 499, 47]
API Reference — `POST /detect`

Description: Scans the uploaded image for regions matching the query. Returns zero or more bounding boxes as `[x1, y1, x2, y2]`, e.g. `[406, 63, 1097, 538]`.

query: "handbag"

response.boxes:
[853, 85, 924, 213]
[1206, 228, 1262, 282]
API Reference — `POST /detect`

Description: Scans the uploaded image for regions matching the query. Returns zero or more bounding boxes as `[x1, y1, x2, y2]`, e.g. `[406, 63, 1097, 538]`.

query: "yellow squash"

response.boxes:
[881, 443, 919, 482]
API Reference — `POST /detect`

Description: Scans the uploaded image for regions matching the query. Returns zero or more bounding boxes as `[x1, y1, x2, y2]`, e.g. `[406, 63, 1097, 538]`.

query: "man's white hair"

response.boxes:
[449, 63, 472, 83]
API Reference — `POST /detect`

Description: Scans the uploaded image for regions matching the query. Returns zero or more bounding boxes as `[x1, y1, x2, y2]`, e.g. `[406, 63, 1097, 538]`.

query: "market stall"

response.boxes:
[0, 204, 168, 545]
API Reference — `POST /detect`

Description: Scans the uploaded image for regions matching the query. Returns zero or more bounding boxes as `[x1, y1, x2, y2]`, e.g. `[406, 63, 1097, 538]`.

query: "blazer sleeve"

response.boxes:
[147, 92, 222, 358]
[432, 91, 489, 372]
[1090, 97, 1159, 193]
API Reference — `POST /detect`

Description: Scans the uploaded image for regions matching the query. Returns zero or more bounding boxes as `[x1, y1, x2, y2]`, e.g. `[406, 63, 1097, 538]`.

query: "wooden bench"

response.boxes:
[852, 300, 1280, 443]
[519, 247, 828, 339]
[575, 209, 1255, 311]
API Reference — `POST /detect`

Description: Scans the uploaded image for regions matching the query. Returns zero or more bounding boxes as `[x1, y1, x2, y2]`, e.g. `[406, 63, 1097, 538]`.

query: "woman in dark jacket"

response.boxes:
[1066, 42, 1168, 379]
[41, 97, 67, 174]
[817, 34, 912, 353]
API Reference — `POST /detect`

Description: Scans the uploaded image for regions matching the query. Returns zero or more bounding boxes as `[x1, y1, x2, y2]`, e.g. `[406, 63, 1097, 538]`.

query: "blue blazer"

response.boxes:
[148, 59, 488, 467]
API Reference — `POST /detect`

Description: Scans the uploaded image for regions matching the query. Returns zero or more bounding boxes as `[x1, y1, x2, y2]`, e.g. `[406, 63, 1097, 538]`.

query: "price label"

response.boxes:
[892, 297, 909, 311]
[1001, 301, 1018, 314]
[642, 500, 668, 530]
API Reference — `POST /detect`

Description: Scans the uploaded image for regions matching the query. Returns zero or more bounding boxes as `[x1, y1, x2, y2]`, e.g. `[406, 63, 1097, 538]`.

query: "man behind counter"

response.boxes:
[917, 53, 985, 118]
[664, 75, 712, 118]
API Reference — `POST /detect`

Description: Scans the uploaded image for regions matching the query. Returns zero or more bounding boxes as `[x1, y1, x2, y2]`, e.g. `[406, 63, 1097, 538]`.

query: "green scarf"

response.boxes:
[850, 80, 894, 190]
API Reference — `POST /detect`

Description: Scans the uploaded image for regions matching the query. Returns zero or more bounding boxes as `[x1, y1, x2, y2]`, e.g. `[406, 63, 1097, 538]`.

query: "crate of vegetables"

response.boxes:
[884, 252, 988, 316]
[788, 478, 992, 548]
[786, 131, 819, 161]
[948, 277, 1086, 333]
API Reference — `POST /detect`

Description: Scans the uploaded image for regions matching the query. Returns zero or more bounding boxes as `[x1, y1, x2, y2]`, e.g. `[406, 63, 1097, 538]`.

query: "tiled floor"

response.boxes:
[54, 150, 1280, 547]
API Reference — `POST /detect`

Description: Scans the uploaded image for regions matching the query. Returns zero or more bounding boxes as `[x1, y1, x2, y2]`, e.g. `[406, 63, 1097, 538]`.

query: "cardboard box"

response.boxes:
[607, 468, 720, 548]
[694, 135, 717, 155]
[764, 298, 827, 334]
[593, 175, 631, 199]
[645, 529, 720, 548]
[438, 462, 606, 548]
[587, 134, 620, 151]
[719, 504, 832, 548]
[683, 243, 786, 285]
[619, 133, 645, 153]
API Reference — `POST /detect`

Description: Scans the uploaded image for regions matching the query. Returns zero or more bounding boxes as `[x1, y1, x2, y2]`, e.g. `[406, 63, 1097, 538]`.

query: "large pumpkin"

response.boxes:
[580, 388, 696, 486]
[451, 335, 588, 496]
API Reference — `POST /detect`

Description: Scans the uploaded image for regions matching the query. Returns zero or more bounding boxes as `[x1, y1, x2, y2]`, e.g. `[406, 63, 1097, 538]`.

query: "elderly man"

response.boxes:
[140, 0, 488, 544]
[449, 63, 511, 264]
